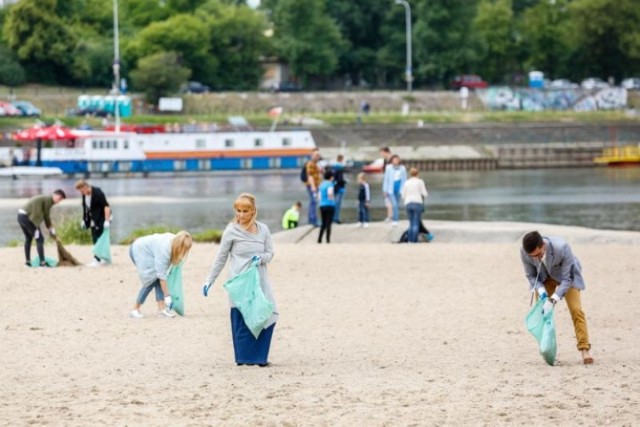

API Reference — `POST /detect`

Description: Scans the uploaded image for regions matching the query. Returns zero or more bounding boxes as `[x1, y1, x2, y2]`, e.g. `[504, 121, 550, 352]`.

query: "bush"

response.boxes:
[57, 214, 93, 245]
[192, 229, 223, 244]
[6, 239, 20, 248]
[118, 226, 180, 245]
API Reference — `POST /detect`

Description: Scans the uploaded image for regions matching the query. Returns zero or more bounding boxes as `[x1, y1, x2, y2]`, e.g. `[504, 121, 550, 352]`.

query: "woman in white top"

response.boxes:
[401, 167, 428, 243]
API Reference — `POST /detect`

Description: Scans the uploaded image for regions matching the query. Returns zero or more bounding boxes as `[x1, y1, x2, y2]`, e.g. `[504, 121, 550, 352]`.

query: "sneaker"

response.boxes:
[384, 217, 392, 223]
[25, 261, 32, 268]
[363, 223, 370, 228]
[157, 308, 176, 318]
[392, 221, 398, 227]
[355, 222, 363, 228]
[86, 259, 100, 268]
[129, 310, 144, 319]
[39, 262, 51, 268]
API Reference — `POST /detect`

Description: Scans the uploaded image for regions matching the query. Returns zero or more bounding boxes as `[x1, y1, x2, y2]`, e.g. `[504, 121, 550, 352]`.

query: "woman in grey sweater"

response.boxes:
[203, 193, 278, 367]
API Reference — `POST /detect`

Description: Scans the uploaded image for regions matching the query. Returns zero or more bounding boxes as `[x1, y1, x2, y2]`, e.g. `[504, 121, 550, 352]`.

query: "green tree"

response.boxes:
[71, 41, 116, 87]
[121, 0, 172, 28]
[125, 14, 214, 85]
[130, 51, 191, 103]
[568, 0, 640, 80]
[3, 0, 78, 83]
[519, 0, 571, 79]
[413, 0, 480, 87]
[473, 0, 517, 83]
[272, 0, 345, 86]
[376, 7, 409, 88]
[197, 1, 271, 90]
[0, 46, 26, 87]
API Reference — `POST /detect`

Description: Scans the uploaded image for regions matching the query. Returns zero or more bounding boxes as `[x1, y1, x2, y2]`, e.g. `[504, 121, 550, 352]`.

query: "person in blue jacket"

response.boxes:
[382, 155, 407, 226]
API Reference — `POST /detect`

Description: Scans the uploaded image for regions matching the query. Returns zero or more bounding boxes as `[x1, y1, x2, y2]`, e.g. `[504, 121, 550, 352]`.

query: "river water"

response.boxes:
[1, 167, 639, 245]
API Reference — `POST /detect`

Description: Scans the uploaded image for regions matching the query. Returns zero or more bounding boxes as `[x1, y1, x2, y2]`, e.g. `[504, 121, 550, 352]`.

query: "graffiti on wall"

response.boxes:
[476, 87, 628, 111]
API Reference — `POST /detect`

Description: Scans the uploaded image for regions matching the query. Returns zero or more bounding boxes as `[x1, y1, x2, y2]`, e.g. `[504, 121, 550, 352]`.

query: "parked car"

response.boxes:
[451, 74, 489, 90]
[621, 78, 640, 91]
[549, 79, 579, 89]
[180, 81, 210, 94]
[12, 101, 42, 117]
[271, 81, 304, 92]
[581, 78, 610, 90]
[0, 101, 22, 116]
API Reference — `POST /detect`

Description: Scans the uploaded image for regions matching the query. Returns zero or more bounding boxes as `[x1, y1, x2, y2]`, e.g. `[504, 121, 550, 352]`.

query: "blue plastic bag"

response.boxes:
[167, 262, 185, 316]
[223, 261, 274, 338]
[525, 298, 558, 366]
[92, 229, 111, 263]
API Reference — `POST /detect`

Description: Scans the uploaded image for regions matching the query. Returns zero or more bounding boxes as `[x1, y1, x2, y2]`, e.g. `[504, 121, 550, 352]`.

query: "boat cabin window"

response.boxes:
[254, 138, 263, 147]
[282, 138, 292, 147]
[124, 140, 129, 149]
[99, 140, 105, 149]
[225, 139, 234, 148]
[196, 139, 206, 149]
[113, 140, 118, 149]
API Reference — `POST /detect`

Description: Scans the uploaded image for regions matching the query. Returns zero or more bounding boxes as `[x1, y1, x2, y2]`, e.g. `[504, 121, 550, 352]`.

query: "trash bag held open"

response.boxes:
[92, 229, 112, 263]
[525, 298, 558, 366]
[223, 260, 274, 339]
[167, 262, 185, 316]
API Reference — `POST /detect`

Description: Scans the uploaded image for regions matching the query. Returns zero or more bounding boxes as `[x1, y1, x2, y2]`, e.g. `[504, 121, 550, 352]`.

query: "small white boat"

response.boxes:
[0, 166, 64, 178]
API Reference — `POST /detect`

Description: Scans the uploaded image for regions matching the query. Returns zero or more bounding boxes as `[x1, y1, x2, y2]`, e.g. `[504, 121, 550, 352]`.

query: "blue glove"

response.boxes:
[202, 283, 212, 297]
[252, 255, 262, 264]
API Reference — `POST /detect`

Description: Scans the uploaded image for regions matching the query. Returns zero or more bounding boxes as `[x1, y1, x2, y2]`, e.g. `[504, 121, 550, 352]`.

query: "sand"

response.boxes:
[1, 223, 639, 426]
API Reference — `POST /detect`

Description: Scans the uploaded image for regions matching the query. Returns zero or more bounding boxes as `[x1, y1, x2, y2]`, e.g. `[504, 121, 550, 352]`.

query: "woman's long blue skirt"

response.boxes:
[230, 308, 275, 365]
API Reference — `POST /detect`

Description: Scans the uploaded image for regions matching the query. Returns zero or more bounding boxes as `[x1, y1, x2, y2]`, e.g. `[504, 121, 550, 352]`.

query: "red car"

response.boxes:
[451, 74, 489, 90]
[0, 101, 22, 116]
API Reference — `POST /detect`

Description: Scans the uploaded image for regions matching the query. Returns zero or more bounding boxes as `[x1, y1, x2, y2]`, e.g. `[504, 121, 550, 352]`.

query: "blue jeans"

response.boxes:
[358, 201, 370, 223]
[387, 191, 401, 221]
[307, 186, 318, 225]
[136, 279, 164, 305]
[406, 203, 424, 243]
[333, 188, 345, 222]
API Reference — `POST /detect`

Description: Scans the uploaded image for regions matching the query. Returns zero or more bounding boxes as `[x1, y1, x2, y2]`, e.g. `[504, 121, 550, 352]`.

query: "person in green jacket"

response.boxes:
[281, 201, 302, 229]
[17, 189, 66, 267]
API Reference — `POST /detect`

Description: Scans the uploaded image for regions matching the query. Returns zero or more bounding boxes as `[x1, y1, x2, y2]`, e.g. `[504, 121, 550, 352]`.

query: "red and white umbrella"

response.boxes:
[13, 125, 79, 141]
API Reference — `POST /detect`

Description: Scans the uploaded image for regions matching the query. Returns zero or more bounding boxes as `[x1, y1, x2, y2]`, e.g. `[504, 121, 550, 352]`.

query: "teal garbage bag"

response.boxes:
[92, 229, 111, 263]
[223, 261, 274, 338]
[525, 298, 558, 366]
[31, 256, 58, 267]
[167, 262, 185, 316]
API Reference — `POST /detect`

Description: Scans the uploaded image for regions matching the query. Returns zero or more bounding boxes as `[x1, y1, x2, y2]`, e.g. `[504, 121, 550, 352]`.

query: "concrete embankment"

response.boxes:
[273, 220, 640, 245]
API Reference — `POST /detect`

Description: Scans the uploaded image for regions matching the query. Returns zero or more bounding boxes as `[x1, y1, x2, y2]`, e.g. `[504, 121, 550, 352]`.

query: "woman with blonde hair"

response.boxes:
[129, 230, 193, 318]
[202, 193, 278, 367]
[401, 167, 428, 243]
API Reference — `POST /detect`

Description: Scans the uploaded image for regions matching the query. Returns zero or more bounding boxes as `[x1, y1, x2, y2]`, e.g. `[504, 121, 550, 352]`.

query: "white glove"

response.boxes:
[104, 220, 110, 228]
[542, 297, 558, 316]
[164, 296, 173, 310]
[80, 220, 87, 229]
[34, 229, 40, 239]
[49, 228, 56, 237]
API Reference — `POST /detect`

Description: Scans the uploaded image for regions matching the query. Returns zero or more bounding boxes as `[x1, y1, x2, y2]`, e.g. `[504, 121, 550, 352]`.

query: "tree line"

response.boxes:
[0, 0, 639, 101]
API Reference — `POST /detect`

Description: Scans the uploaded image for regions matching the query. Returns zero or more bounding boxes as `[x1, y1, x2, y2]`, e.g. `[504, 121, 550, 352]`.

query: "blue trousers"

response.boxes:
[333, 189, 345, 222]
[136, 279, 163, 305]
[388, 191, 401, 221]
[406, 202, 424, 243]
[231, 308, 275, 365]
[358, 201, 370, 223]
[306, 186, 318, 225]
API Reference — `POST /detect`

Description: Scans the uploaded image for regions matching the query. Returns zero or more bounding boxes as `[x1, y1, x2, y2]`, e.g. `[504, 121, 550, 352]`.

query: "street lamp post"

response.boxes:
[394, 0, 412, 92]
[113, 0, 121, 132]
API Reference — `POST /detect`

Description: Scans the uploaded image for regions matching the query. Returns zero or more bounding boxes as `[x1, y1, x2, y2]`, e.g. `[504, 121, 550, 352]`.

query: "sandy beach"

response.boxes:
[1, 222, 639, 426]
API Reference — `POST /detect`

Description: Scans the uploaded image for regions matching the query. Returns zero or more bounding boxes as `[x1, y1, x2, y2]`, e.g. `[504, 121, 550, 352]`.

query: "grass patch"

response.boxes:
[118, 226, 181, 245]
[6, 239, 20, 248]
[56, 214, 93, 245]
[192, 229, 223, 244]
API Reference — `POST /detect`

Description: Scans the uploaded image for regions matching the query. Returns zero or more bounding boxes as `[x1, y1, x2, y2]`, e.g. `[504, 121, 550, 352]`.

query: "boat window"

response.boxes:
[196, 139, 206, 149]
[99, 140, 104, 149]
[282, 138, 292, 147]
[92, 140, 97, 149]
[198, 159, 211, 170]
[225, 139, 234, 148]
[113, 140, 118, 149]
[174, 160, 187, 171]
[124, 140, 129, 149]
[254, 138, 263, 147]
[106, 140, 112, 149]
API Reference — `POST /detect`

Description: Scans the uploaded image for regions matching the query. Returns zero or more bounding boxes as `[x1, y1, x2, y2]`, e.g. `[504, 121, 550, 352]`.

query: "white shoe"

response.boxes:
[157, 308, 176, 318]
[392, 221, 398, 227]
[384, 217, 392, 223]
[86, 259, 100, 267]
[99, 260, 110, 267]
[355, 222, 363, 228]
[129, 310, 144, 319]
[363, 223, 370, 228]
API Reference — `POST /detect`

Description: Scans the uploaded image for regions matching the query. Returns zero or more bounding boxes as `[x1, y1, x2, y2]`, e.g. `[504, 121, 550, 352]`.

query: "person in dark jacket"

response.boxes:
[17, 190, 66, 267]
[75, 180, 112, 266]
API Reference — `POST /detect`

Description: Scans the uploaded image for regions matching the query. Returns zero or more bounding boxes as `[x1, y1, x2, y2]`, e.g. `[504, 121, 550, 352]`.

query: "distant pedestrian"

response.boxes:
[282, 201, 302, 229]
[304, 149, 322, 226]
[17, 190, 66, 267]
[317, 169, 336, 243]
[382, 155, 407, 226]
[75, 180, 112, 267]
[379, 147, 393, 221]
[332, 154, 347, 224]
[356, 172, 370, 228]
[402, 168, 428, 243]
[460, 86, 469, 110]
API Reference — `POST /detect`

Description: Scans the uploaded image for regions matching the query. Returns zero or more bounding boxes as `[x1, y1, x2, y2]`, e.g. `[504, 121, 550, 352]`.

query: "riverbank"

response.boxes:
[1, 221, 638, 425]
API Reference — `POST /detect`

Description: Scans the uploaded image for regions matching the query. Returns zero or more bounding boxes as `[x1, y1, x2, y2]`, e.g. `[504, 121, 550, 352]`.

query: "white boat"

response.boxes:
[0, 166, 63, 178]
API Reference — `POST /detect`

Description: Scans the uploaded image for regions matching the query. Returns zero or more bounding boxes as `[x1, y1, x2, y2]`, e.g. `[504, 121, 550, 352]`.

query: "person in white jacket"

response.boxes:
[401, 167, 428, 243]
[129, 231, 193, 318]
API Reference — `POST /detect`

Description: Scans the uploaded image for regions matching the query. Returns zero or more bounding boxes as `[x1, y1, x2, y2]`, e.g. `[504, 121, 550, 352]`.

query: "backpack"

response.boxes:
[300, 161, 309, 183]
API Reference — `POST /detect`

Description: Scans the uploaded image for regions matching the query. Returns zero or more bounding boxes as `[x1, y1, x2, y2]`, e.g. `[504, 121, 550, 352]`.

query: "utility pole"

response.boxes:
[113, 0, 121, 132]
[394, 0, 413, 92]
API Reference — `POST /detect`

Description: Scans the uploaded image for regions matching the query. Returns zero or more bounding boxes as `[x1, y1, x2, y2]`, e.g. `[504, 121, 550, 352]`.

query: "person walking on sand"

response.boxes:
[383, 155, 406, 227]
[304, 150, 322, 226]
[202, 193, 278, 367]
[402, 168, 428, 243]
[521, 231, 594, 364]
[75, 180, 112, 267]
[317, 170, 336, 243]
[380, 147, 393, 222]
[17, 190, 66, 267]
[356, 172, 370, 228]
[332, 154, 347, 224]
[129, 231, 193, 319]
